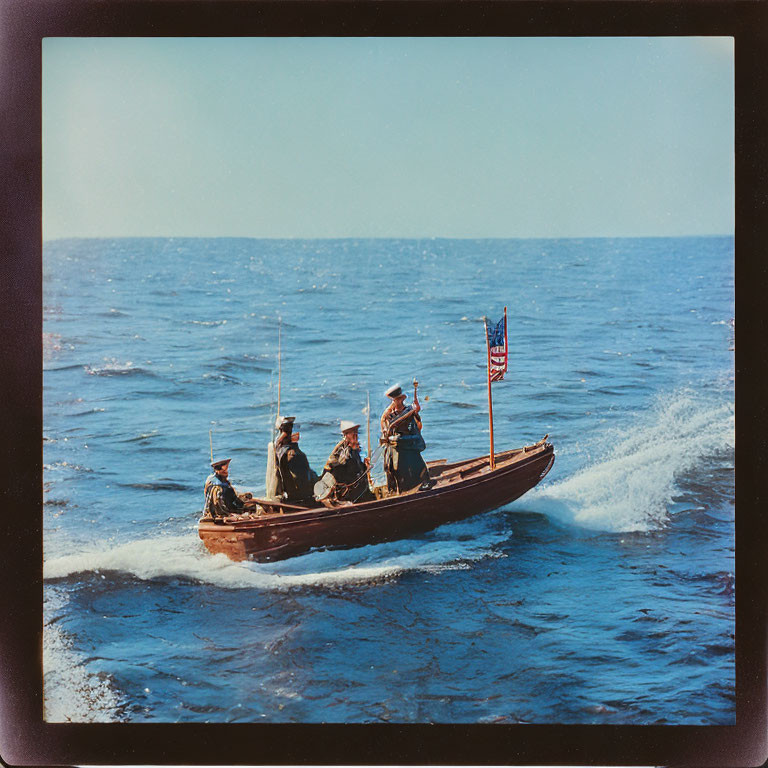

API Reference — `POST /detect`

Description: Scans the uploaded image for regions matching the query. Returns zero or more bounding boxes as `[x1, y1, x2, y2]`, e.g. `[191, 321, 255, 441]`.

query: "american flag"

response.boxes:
[486, 314, 508, 382]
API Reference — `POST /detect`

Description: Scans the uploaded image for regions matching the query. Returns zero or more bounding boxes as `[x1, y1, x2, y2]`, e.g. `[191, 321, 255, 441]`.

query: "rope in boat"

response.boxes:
[323, 443, 388, 501]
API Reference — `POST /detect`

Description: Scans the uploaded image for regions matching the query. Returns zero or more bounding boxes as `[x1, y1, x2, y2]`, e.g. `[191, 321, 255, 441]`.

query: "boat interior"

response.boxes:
[201, 436, 550, 522]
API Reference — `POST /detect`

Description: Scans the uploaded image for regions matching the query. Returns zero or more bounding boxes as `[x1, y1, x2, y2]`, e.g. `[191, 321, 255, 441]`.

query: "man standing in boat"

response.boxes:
[203, 458, 245, 523]
[380, 383, 429, 494]
[274, 416, 319, 506]
[322, 420, 375, 503]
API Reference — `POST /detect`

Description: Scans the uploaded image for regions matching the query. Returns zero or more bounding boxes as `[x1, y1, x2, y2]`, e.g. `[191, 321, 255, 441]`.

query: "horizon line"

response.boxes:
[42, 232, 735, 244]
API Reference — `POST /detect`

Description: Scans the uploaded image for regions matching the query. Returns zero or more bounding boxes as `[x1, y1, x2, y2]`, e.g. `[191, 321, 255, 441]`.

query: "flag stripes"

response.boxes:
[486, 314, 508, 382]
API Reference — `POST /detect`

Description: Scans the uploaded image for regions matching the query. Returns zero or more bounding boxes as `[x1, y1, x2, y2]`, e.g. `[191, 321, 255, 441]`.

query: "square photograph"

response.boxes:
[41, 36, 735, 725]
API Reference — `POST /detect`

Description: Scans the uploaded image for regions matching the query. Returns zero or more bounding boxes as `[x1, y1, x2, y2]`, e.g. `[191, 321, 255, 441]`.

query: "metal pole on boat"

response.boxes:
[276, 317, 282, 422]
[485, 318, 496, 470]
[266, 318, 282, 500]
[209, 429, 214, 464]
[366, 390, 371, 458]
[366, 390, 373, 488]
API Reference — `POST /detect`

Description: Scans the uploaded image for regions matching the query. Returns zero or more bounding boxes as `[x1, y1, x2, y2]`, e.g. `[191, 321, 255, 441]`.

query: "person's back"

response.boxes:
[274, 416, 318, 505]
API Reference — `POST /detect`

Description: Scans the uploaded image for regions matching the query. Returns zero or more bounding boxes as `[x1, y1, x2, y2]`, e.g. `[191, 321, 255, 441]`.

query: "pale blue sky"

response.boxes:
[42, 36, 734, 240]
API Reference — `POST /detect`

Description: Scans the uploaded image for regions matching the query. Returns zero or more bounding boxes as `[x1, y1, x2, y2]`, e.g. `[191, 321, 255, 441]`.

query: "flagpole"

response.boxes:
[503, 305, 508, 366]
[485, 318, 496, 470]
[276, 317, 282, 423]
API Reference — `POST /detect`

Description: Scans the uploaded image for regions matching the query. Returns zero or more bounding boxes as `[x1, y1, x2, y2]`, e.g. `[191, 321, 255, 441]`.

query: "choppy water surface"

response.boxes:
[42, 237, 734, 723]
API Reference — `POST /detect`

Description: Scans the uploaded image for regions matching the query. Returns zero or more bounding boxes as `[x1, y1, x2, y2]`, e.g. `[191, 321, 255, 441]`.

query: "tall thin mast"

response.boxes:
[265, 319, 282, 499]
[366, 390, 371, 459]
[366, 390, 372, 487]
[276, 317, 282, 423]
[485, 318, 495, 470]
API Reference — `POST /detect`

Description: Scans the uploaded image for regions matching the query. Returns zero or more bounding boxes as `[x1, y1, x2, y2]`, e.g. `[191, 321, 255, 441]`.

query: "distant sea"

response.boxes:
[43, 236, 734, 723]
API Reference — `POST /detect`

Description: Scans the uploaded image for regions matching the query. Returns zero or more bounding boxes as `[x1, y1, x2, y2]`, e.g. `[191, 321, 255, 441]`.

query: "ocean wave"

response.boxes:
[118, 431, 159, 443]
[211, 355, 272, 373]
[44, 363, 85, 372]
[43, 521, 506, 591]
[44, 461, 93, 474]
[115, 481, 195, 492]
[200, 371, 244, 384]
[85, 360, 157, 378]
[520, 389, 734, 533]
[439, 400, 480, 410]
[72, 408, 107, 417]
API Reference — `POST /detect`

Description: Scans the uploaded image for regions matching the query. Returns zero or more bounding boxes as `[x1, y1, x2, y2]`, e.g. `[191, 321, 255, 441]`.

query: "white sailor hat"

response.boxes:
[385, 384, 404, 399]
[277, 415, 296, 430]
[340, 420, 360, 433]
[211, 457, 232, 470]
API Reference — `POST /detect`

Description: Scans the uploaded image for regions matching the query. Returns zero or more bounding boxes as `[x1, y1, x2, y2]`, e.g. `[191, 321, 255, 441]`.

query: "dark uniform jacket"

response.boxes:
[324, 440, 375, 503]
[203, 473, 244, 519]
[275, 434, 318, 506]
[382, 405, 429, 493]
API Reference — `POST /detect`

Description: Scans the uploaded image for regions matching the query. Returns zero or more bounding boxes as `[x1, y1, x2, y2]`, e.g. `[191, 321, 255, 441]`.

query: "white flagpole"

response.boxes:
[276, 317, 282, 422]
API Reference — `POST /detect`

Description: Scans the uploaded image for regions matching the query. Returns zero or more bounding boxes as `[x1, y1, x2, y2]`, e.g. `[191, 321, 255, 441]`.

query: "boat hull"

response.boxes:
[199, 441, 554, 562]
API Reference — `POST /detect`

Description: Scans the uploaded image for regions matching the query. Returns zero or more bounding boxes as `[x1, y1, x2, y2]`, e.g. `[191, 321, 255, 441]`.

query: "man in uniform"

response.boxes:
[274, 416, 319, 506]
[380, 384, 429, 493]
[203, 458, 245, 523]
[323, 420, 375, 503]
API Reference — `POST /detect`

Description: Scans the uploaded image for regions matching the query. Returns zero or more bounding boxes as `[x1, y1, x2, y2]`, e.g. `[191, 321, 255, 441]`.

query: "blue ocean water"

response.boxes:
[42, 237, 734, 724]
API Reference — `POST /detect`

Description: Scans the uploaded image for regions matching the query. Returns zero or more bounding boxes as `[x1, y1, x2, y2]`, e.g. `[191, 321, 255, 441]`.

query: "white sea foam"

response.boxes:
[84, 358, 136, 375]
[521, 389, 734, 532]
[43, 519, 506, 590]
[43, 588, 124, 722]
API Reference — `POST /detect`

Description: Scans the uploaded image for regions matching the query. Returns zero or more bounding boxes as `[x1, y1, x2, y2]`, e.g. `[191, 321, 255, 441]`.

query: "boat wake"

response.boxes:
[520, 389, 734, 533]
[44, 518, 507, 590]
[44, 587, 125, 722]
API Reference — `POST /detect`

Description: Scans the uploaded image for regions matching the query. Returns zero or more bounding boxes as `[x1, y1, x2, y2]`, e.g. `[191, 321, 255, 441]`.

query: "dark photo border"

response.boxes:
[1, 1, 766, 765]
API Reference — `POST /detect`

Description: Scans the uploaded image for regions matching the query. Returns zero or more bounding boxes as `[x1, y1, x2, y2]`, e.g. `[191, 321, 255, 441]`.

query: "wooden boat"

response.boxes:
[198, 435, 554, 562]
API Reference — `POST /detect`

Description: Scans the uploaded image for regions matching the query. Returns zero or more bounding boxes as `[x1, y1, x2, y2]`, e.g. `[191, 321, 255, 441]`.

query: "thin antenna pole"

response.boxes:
[276, 317, 282, 423]
[485, 318, 495, 470]
[366, 390, 371, 459]
[209, 429, 214, 463]
[366, 390, 372, 488]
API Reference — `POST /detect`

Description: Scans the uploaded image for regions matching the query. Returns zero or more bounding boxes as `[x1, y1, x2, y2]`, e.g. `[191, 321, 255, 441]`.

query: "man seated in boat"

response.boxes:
[274, 416, 319, 506]
[380, 384, 429, 494]
[202, 458, 245, 523]
[322, 420, 375, 503]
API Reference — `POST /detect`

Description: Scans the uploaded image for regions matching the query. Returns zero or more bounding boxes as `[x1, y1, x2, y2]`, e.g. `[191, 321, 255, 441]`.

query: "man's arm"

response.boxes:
[324, 440, 347, 471]
[222, 483, 244, 511]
